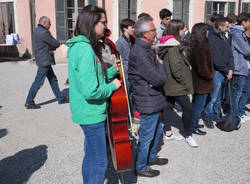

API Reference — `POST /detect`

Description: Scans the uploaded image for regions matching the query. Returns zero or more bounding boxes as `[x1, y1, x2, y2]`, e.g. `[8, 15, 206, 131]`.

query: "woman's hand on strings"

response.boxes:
[113, 60, 121, 71]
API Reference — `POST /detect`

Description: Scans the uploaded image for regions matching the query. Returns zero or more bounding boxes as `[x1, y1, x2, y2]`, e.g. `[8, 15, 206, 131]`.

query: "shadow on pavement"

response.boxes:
[37, 98, 57, 106]
[0, 145, 48, 184]
[37, 88, 69, 106]
[0, 129, 8, 139]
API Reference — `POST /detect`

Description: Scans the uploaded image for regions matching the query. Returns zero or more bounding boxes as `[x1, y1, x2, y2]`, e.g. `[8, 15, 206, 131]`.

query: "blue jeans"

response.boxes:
[238, 72, 250, 116]
[80, 121, 107, 184]
[204, 71, 225, 120]
[26, 66, 63, 104]
[192, 94, 208, 131]
[136, 113, 162, 171]
[232, 75, 247, 116]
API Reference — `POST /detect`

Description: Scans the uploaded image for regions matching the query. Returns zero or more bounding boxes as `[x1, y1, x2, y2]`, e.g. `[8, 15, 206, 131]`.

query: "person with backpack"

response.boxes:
[203, 17, 234, 128]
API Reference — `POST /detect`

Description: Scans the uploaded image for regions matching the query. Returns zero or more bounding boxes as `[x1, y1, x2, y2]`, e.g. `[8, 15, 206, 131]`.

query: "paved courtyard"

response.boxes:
[0, 61, 249, 184]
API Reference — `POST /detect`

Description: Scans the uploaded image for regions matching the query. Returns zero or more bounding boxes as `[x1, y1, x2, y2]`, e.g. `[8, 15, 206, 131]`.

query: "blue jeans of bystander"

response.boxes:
[80, 121, 108, 184]
[25, 65, 63, 104]
[136, 113, 162, 171]
[204, 71, 225, 120]
[192, 94, 208, 131]
[238, 72, 250, 116]
[232, 74, 248, 116]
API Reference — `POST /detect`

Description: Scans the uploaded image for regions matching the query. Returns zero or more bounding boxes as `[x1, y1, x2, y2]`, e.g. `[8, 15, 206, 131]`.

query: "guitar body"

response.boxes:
[107, 77, 133, 171]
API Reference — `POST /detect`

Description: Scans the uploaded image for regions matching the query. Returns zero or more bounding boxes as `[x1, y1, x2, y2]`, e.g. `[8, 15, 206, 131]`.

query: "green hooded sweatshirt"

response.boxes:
[66, 35, 117, 125]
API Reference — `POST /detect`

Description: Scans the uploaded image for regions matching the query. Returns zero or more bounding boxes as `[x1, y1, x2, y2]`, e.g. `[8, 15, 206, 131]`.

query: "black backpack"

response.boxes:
[216, 81, 241, 132]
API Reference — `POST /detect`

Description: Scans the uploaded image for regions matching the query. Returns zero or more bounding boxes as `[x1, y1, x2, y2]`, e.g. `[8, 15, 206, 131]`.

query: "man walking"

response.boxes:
[128, 15, 168, 178]
[25, 16, 68, 109]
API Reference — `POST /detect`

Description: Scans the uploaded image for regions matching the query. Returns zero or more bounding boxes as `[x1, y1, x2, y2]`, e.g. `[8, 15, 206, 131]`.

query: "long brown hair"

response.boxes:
[74, 5, 107, 73]
[190, 23, 211, 58]
[163, 19, 185, 42]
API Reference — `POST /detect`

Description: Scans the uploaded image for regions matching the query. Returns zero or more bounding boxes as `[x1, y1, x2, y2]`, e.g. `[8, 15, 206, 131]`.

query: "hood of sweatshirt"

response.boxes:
[66, 35, 90, 47]
[66, 35, 91, 58]
[157, 36, 180, 60]
[230, 24, 245, 35]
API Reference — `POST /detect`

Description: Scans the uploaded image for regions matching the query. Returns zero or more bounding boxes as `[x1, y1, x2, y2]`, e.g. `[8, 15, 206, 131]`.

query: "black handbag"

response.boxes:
[216, 81, 241, 132]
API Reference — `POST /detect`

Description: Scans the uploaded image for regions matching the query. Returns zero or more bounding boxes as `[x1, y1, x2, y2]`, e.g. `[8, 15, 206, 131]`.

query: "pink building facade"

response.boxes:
[0, 0, 250, 59]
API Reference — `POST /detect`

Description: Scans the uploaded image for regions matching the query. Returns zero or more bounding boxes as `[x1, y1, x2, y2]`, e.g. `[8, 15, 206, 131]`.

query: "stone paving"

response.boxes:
[0, 61, 249, 184]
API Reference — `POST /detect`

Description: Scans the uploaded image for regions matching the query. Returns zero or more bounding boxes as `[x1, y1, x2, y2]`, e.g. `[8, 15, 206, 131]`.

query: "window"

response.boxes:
[173, 0, 190, 26]
[87, 0, 97, 6]
[119, 0, 137, 35]
[205, 1, 236, 23]
[212, 2, 226, 15]
[242, 3, 250, 13]
[55, 0, 85, 42]
[228, 2, 235, 14]
[0, 2, 15, 43]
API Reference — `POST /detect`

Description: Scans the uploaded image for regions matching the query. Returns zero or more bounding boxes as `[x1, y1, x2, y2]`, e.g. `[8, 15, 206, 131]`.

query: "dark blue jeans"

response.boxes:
[238, 72, 250, 116]
[232, 75, 247, 116]
[192, 94, 208, 131]
[204, 71, 225, 120]
[80, 121, 107, 184]
[136, 113, 162, 171]
[162, 96, 192, 136]
[25, 66, 63, 104]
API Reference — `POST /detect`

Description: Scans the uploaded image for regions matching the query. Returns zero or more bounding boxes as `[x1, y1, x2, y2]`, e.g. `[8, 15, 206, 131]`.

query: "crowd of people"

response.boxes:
[28, 5, 250, 183]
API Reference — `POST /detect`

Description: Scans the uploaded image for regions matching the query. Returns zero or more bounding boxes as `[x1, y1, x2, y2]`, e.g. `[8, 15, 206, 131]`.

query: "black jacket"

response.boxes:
[208, 28, 234, 75]
[128, 38, 167, 114]
[32, 24, 60, 67]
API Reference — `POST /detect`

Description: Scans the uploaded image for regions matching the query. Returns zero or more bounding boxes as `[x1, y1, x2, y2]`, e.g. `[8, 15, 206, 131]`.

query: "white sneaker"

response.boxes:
[240, 117, 246, 123]
[164, 133, 183, 141]
[242, 115, 250, 121]
[185, 136, 198, 147]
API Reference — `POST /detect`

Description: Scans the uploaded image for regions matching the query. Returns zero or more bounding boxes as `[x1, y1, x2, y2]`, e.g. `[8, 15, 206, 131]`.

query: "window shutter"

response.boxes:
[130, 0, 137, 21]
[88, 0, 97, 6]
[119, 0, 137, 36]
[228, 2, 236, 14]
[56, 0, 67, 42]
[30, 0, 36, 33]
[183, 0, 189, 26]
[173, 0, 182, 20]
[205, 1, 212, 23]
[242, 3, 250, 13]
[173, 0, 189, 26]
